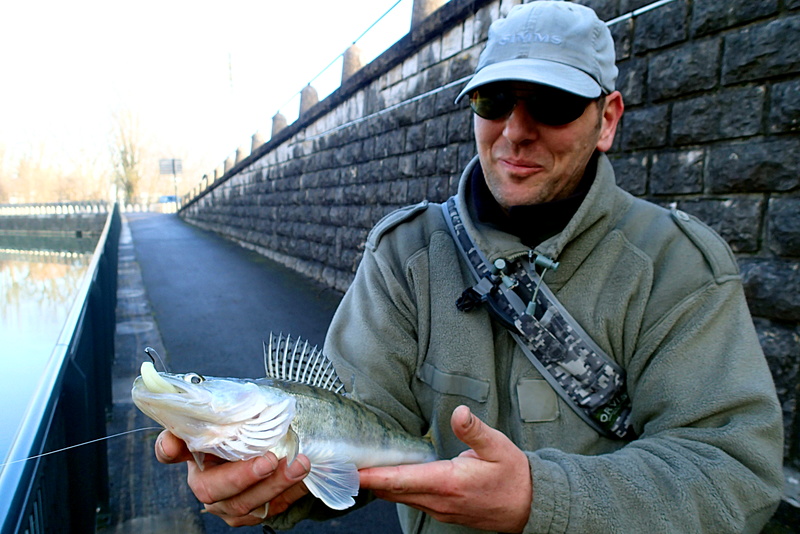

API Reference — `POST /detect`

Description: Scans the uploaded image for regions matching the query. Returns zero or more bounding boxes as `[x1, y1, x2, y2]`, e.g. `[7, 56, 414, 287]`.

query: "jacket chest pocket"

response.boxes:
[418, 362, 490, 403]
[517, 378, 559, 422]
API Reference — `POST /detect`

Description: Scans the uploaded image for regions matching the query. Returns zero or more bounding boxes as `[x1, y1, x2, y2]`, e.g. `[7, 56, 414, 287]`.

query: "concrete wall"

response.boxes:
[179, 0, 800, 471]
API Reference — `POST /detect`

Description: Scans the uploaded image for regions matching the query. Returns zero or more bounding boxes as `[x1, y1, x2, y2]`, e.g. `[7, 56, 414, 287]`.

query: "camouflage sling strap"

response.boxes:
[442, 196, 636, 440]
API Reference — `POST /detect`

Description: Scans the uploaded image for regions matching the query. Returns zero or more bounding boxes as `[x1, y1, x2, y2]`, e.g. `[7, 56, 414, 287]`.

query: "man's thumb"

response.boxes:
[451, 405, 497, 458]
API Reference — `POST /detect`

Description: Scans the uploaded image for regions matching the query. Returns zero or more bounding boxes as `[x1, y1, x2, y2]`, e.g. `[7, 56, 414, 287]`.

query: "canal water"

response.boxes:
[0, 233, 97, 466]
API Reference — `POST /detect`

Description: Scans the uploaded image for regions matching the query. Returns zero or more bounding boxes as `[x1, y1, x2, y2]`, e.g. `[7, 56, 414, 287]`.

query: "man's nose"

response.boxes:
[502, 101, 540, 145]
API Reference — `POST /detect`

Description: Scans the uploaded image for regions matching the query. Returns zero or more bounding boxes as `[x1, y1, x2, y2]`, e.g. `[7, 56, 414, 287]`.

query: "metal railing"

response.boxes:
[0, 201, 113, 217]
[0, 204, 121, 534]
[0, 201, 179, 216]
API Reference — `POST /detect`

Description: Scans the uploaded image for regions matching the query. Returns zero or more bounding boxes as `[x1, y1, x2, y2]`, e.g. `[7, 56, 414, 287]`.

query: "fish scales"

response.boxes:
[273, 378, 434, 468]
[131, 334, 436, 511]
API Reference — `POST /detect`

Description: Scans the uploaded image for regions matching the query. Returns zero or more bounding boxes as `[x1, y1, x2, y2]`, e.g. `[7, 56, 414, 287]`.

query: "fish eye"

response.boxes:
[183, 373, 205, 385]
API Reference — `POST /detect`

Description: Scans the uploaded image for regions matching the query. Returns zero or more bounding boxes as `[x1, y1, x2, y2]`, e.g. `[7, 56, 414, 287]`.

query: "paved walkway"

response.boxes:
[104, 212, 404, 534]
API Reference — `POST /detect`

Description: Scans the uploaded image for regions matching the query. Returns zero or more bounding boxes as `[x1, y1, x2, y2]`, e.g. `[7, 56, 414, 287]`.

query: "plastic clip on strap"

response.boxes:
[456, 277, 493, 312]
[442, 196, 636, 440]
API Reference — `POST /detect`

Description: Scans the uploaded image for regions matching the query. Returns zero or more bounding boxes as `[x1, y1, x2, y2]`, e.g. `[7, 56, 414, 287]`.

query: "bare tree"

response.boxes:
[62, 152, 111, 201]
[110, 109, 144, 204]
[0, 143, 61, 203]
[0, 109, 180, 206]
[14, 144, 53, 202]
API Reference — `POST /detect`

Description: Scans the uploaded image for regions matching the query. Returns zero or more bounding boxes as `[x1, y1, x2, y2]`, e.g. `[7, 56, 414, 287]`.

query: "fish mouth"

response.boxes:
[131, 370, 213, 424]
[133, 362, 201, 400]
[139, 361, 182, 394]
[132, 376, 192, 398]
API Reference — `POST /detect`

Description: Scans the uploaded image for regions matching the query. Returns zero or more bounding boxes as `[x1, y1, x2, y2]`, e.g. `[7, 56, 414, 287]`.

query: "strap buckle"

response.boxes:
[456, 277, 494, 312]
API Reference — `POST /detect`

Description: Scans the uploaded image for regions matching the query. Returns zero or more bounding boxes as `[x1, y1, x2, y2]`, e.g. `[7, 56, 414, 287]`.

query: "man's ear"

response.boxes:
[596, 91, 624, 152]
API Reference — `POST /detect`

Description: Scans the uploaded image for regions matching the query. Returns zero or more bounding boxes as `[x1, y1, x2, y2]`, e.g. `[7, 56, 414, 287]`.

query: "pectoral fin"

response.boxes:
[300, 442, 359, 510]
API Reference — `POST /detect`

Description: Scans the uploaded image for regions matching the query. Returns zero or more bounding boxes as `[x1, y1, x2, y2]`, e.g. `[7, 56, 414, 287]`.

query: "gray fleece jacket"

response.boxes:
[272, 154, 784, 533]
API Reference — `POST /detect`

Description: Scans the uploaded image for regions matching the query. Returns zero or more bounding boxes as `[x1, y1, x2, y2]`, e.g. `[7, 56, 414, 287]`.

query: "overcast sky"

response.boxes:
[0, 0, 420, 181]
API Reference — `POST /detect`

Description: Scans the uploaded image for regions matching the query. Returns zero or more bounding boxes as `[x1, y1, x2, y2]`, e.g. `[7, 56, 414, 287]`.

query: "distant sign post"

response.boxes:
[159, 159, 182, 211]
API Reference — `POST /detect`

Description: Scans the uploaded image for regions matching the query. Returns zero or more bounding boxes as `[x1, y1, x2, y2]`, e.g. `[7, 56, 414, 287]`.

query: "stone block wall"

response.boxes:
[600, 0, 800, 469]
[180, 0, 800, 469]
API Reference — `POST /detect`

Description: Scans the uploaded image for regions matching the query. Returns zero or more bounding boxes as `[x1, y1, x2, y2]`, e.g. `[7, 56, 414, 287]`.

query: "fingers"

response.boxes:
[364, 407, 532, 532]
[450, 405, 509, 462]
[153, 431, 312, 526]
[360, 461, 453, 495]
[362, 406, 509, 495]
[259, 465, 312, 517]
[195, 454, 311, 526]
[155, 430, 193, 464]
[188, 453, 277, 504]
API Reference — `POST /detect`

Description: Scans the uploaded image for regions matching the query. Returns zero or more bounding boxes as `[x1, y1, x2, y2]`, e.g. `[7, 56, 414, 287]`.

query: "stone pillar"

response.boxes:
[272, 112, 287, 137]
[215, 165, 224, 181]
[342, 44, 363, 83]
[251, 132, 265, 153]
[300, 85, 318, 116]
[411, 0, 446, 28]
[224, 156, 234, 174]
[235, 145, 248, 165]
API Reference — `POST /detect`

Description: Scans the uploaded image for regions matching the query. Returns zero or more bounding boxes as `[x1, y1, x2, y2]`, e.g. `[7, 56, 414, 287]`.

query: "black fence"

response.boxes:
[0, 204, 120, 534]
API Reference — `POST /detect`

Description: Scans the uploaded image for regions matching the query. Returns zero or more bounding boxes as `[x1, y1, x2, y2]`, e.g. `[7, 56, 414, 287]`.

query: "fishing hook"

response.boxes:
[144, 346, 169, 372]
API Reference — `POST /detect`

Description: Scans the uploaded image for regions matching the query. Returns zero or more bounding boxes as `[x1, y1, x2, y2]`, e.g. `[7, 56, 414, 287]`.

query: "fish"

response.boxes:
[131, 333, 437, 511]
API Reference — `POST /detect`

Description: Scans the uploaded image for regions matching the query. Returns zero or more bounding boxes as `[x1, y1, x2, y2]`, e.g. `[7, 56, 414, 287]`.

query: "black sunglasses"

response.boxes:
[469, 84, 598, 126]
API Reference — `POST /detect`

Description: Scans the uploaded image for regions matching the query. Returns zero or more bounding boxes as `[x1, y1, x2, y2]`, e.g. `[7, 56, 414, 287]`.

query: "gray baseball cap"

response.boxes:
[455, 1, 617, 103]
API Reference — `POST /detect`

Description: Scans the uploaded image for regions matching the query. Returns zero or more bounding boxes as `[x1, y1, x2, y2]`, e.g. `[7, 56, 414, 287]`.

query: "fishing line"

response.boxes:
[145, 346, 169, 372]
[0, 427, 162, 469]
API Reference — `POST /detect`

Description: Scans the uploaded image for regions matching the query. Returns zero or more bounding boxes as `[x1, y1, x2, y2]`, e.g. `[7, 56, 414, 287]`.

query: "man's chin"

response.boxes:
[494, 186, 552, 208]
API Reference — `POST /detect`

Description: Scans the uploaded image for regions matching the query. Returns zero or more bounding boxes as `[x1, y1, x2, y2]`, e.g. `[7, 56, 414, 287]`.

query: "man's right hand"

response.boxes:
[155, 430, 311, 527]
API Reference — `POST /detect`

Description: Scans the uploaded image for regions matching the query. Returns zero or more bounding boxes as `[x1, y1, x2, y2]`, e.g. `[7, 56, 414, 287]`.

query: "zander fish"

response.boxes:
[131, 334, 436, 511]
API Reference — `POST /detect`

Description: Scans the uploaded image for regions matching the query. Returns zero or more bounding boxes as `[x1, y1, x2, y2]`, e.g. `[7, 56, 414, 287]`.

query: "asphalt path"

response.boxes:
[125, 212, 404, 534]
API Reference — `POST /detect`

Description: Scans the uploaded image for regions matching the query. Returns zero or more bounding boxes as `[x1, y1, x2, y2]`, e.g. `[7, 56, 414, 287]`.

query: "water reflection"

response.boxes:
[0, 234, 95, 465]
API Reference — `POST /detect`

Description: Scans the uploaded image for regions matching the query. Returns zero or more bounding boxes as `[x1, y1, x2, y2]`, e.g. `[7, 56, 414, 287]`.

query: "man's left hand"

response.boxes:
[359, 405, 532, 533]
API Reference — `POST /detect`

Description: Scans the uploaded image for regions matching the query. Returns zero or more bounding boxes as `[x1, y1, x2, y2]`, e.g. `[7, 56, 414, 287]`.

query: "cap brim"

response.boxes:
[454, 58, 603, 104]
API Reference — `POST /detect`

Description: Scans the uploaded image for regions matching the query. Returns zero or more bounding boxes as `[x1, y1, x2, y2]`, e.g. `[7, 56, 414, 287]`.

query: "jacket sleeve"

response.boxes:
[524, 277, 784, 533]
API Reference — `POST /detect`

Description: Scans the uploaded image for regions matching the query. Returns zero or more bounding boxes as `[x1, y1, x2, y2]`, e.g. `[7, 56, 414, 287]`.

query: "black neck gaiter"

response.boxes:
[471, 153, 598, 248]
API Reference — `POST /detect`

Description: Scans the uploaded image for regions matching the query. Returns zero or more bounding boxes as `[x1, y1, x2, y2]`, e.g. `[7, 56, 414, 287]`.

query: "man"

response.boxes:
[156, 2, 784, 532]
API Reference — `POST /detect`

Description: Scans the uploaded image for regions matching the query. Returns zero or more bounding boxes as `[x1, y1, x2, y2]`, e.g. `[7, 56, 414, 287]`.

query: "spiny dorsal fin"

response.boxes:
[264, 333, 346, 395]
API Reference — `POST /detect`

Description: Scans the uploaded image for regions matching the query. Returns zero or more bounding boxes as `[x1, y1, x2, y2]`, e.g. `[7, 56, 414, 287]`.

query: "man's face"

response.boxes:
[473, 82, 623, 209]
